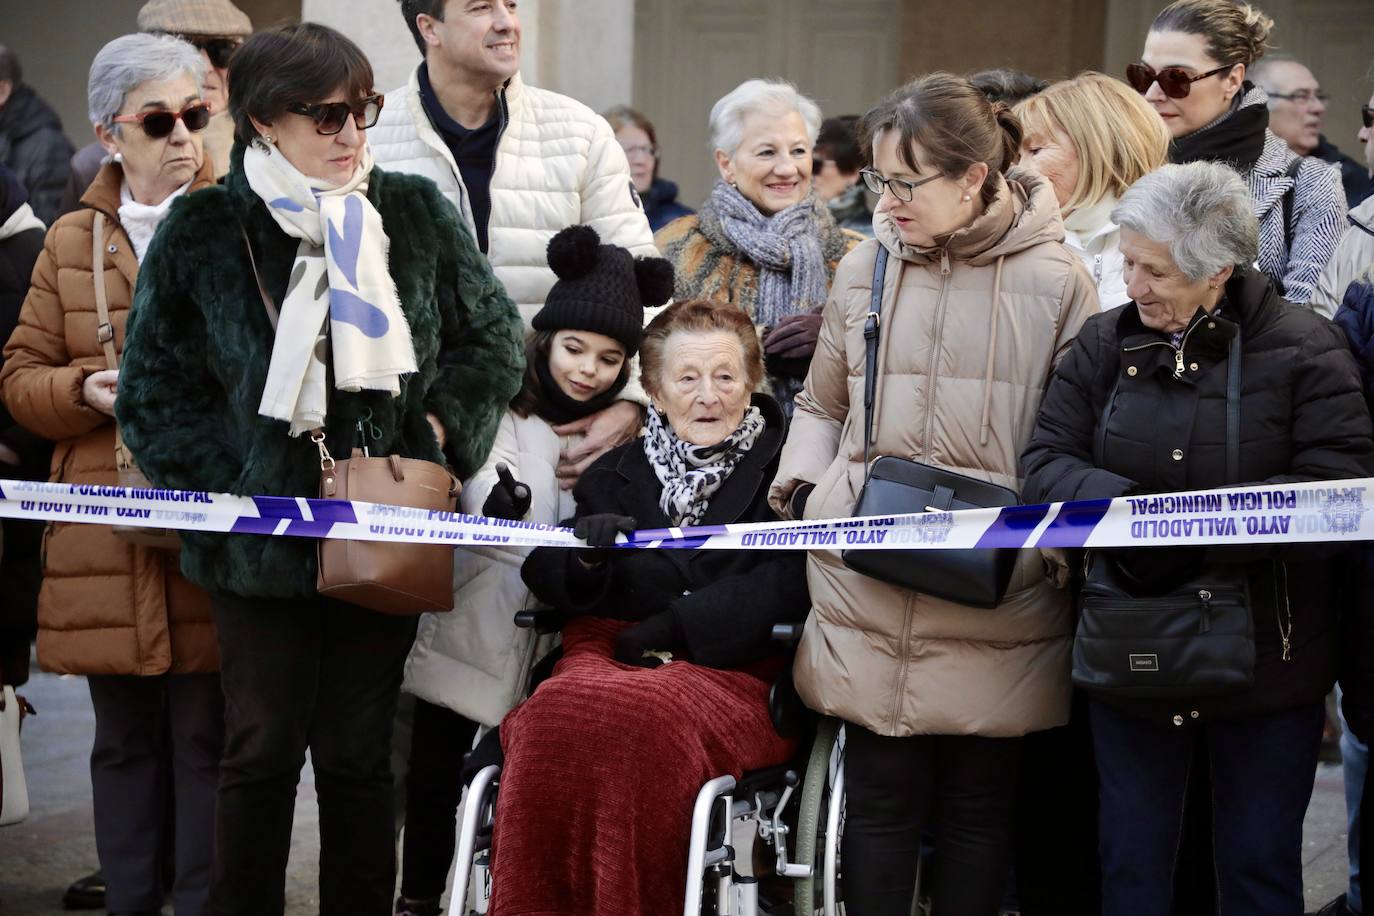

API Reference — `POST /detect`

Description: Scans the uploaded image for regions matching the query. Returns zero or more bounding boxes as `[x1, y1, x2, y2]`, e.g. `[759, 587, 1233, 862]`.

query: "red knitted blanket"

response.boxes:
[489, 616, 794, 916]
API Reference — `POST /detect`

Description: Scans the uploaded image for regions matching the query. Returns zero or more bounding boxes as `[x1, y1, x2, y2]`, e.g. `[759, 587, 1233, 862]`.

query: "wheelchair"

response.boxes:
[446, 617, 860, 916]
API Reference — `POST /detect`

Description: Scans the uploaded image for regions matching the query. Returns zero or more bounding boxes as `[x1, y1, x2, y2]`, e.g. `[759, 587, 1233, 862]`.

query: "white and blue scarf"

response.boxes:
[245, 141, 416, 435]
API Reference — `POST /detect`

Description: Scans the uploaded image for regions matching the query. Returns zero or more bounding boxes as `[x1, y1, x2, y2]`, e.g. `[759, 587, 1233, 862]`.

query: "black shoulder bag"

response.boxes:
[1072, 329, 1255, 698]
[840, 246, 1020, 608]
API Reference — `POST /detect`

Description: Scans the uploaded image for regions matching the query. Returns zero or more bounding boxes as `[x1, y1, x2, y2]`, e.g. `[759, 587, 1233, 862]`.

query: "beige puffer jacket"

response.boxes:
[768, 168, 1099, 737]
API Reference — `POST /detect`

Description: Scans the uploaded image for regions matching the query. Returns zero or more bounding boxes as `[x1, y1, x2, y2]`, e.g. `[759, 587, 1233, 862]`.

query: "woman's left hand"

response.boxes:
[426, 412, 446, 449]
[763, 312, 823, 360]
[614, 610, 685, 668]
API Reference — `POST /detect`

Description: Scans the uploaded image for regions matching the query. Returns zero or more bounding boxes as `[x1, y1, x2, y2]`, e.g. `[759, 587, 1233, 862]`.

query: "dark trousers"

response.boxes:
[840, 725, 1022, 916]
[210, 593, 418, 916]
[1091, 699, 1324, 916]
[1013, 690, 1102, 916]
[399, 698, 481, 901]
[88, 672, 223, 916]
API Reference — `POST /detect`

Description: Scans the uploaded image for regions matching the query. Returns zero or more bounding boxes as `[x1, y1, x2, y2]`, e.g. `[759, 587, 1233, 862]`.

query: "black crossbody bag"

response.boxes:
[840, 247, 1019, 608]
[1072, 329, 1255, 698]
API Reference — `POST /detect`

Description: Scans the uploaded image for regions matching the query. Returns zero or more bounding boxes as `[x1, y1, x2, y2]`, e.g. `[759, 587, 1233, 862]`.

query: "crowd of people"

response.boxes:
[2, 0, 1374, 914]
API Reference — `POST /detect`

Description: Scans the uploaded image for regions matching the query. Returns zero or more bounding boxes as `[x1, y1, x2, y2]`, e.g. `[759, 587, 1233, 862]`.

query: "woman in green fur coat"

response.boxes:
[115, 24, 524, 915]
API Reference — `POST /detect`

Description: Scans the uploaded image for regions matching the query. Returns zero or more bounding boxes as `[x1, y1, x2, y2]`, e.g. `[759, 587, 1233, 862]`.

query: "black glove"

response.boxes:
[459, 725, 504, 786]
[614, 610, 686, 667]
[482, 462, 532, 520]
[1105, 545, 1205, 594]
[790, 483, 815, 519]
[573, 513, 637, 563]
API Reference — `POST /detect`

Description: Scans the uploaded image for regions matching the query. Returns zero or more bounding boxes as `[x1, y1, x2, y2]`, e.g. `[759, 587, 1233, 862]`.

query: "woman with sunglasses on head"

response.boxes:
[113, 22, 525, 915]
[1132, 0, 1344, 306]
[768, 72, 1099, 916]
[655, 78, 864, 416]
[0, 33, 221, 916]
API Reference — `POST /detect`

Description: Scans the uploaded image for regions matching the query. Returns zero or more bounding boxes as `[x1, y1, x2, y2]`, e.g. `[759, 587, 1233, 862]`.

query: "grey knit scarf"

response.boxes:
[708, 179, 831, 329]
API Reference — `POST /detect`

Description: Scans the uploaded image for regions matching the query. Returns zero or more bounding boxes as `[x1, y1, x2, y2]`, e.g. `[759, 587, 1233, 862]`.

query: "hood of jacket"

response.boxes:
[873, 166, 1066, 269]
[0, 85, 64, 147]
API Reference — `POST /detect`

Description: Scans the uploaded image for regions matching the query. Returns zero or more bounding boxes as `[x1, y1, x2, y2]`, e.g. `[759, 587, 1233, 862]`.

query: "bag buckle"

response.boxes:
[96, 322, 114, 344]
[310, 429, 335, 472]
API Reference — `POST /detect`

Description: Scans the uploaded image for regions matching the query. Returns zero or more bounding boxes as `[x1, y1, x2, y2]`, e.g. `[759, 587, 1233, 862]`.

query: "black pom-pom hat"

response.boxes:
[532, 225, 674, 357]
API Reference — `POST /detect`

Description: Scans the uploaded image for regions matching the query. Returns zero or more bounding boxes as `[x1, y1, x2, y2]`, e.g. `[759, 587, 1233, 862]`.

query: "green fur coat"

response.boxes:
[117, 146, 525, 599]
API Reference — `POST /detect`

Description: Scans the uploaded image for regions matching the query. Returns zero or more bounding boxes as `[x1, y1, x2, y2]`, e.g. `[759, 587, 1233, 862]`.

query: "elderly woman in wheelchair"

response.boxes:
[469, 299, 811, 916]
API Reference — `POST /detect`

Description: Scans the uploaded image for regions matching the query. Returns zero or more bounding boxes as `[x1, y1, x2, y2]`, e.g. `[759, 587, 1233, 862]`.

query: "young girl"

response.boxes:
[394, 224, 673, 916]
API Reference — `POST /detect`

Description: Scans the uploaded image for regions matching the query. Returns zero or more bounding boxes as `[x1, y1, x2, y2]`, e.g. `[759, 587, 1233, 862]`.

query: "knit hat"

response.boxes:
[138, 0, 252, 37]
[532, 225, 674, 357]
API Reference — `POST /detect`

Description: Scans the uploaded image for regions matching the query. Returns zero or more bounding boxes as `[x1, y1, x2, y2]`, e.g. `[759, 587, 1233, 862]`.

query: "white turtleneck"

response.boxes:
[118, 179, 192, 263]
[1063, 193, 1128, 310]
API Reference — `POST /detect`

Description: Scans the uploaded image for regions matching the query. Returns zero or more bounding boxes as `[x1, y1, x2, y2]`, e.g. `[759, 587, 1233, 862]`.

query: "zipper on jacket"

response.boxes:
[1122, 317, 1207, 380]
[922, 259, 955, 456]
[483, 84, 512, 254]
[1093, 254, 1103, 285]
[889, 594, 916, 731]
[1274, 560, 1294, 661]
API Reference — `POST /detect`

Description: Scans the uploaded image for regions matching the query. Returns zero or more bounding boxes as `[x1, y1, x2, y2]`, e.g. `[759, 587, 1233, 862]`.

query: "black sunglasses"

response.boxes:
[112, 101, 212, 139]
[178, 36, 241, 69]
[286, 94, 385, 136]
[1363, 105, 1373, 130]
[1126, 61, 1232, 99]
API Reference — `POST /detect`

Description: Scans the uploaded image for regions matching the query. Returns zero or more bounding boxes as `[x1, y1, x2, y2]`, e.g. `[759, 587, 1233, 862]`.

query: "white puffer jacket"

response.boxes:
[403, 408, 578, 727]
[370, 67, 658, 326]
[1063, 195, 1128, 310]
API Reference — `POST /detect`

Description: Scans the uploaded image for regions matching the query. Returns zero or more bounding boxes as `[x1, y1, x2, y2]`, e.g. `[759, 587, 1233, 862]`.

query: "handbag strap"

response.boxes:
[239, 223, 279, 330]
[861, 246, 889, 471]
[91, 211, 134, 470]
[1095, 320, 1243, 482]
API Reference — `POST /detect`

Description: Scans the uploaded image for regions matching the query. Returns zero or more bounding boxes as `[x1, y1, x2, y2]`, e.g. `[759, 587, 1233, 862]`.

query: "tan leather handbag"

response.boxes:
[93, 212, 181, 551]
[313, 434, 460, 615]
[238, 223, 460, 616]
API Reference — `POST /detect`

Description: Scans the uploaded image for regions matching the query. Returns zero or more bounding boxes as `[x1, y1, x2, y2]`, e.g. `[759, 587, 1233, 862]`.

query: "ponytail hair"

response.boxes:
[859, 71, 1023, 208]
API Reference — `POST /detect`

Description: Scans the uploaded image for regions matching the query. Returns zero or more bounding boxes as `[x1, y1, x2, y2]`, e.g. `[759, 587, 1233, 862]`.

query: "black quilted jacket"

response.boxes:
[1022, 268, 1374, 724]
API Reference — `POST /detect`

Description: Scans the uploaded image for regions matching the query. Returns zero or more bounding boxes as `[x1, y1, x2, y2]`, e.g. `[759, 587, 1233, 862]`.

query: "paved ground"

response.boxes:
[0, 658, 1357, 915]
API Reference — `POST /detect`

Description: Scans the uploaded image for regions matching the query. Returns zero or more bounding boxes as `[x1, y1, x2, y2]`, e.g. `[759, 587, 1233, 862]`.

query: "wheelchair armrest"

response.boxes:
[768, 659, 815, 739]
[771, 622, 804, 645]
[513, 608, 564, 635]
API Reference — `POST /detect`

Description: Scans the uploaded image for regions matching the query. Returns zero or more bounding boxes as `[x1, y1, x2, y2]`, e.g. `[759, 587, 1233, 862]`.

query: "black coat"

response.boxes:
[1332, 276, 1374, 743]
[521, 394, 808, 670]
[0, 85, 73, 227]
[1023, 268, 1374, 724]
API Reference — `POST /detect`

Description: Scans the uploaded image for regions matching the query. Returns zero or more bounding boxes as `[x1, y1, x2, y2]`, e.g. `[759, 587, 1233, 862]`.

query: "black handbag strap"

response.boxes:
[862, 246, 889, 471]
[1095, 321, 1242, 482]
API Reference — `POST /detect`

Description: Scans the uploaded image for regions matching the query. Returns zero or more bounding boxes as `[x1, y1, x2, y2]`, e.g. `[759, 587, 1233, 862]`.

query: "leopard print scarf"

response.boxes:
[642, 405, 766, 527]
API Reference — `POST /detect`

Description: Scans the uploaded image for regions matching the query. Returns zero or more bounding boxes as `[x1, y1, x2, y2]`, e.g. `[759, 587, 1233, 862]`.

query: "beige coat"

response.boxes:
[768, 169, 1099, 737]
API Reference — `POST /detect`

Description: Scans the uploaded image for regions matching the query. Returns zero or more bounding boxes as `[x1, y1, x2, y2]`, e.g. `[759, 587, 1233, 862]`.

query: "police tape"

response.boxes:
[0, 476, 1370, 552]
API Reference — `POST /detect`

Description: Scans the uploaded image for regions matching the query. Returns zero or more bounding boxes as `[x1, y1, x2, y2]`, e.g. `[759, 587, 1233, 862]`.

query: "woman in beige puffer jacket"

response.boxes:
[767, 73, 1099, 916]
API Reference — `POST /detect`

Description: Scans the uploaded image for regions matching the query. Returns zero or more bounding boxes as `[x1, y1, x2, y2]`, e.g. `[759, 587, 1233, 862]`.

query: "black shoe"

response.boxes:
[395, 896, 443, 916]
[61, 870, 105, 911]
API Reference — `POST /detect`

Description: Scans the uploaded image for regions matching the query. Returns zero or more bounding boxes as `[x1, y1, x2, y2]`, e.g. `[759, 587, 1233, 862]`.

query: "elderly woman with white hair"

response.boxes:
[655, 78, 862, 413]
[0, 33, 220, 916]
[1023, 160, 1374, 914]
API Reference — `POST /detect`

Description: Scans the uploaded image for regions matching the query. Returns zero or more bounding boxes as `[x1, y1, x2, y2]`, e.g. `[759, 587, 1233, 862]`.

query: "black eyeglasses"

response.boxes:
[177, 35, 241, 69]
[112, 101, 212, 139]
[1126, 62, 1232, 99]
[860, 167, 940, 202]
[1362, 105, 1373, 129]
[286, 94, 384, 136]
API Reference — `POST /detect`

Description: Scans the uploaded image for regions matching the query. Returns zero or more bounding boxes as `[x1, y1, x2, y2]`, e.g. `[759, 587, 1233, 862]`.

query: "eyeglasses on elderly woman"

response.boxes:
[1126, 62, 1232, 100]
[112, 101, 213, 139]
[286, 94, 384, 136]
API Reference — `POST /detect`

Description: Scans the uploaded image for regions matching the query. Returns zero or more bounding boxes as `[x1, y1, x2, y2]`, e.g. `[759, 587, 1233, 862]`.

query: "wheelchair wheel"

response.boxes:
[792, 716, 843, 916]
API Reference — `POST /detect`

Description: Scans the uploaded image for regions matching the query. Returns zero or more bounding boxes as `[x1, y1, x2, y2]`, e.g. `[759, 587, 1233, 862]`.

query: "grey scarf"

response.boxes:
[709, 179, 831, 328]
[642, 405, 766, 528]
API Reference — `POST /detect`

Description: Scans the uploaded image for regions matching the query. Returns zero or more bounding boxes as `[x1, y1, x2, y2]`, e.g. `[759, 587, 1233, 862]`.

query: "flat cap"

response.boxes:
[138, 0, 253, 37]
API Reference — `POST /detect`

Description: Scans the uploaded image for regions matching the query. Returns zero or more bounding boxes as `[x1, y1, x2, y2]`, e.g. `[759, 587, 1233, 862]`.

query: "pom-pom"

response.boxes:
[634, 256, 675, 306]
[546, 225, 602, 281]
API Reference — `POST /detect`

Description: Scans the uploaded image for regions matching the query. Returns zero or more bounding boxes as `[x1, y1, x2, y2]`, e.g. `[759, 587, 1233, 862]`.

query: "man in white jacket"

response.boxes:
[372, 0, 657, 484]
